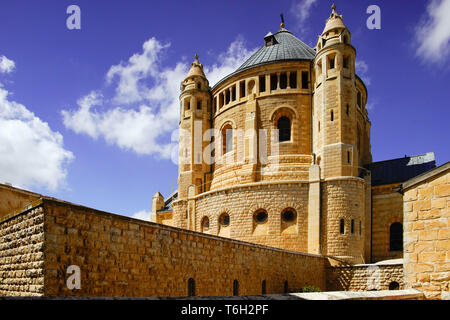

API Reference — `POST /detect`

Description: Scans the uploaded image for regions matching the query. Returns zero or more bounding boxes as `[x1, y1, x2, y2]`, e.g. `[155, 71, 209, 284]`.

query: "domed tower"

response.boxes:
[177, 55, 212, 229]
[313, 4, 371, 263]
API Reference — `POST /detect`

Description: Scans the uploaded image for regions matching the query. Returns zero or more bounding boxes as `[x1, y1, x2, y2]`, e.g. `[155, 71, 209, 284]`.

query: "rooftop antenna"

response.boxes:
[280, 13, 285, 28]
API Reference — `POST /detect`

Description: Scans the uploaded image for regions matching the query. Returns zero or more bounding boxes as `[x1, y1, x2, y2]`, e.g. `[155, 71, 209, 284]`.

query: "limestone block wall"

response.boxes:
[371, 183, 403, 262]
[209, 62, 312, 191]
[326, 262, 403, 291]
[192, 182, 309, 252]
[0, 198, 327, 297]
[0, 206, 45, 296]
[321, 177, 366, 263]
[403, 165, 449, 300]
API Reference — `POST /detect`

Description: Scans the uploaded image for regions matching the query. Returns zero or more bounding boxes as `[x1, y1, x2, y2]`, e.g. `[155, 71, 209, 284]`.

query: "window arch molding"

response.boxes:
[269, 106, 298, 123]
[270, 107, 296, 143]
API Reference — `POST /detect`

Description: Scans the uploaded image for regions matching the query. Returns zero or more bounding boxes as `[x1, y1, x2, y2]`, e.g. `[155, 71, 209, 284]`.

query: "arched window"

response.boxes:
[188, 278, 195, 296]
[262, 280, 267, 294]
[328, 55, 335, 69]
[284, 280, 289, 293]
[233, 280, 239, 296]
[201, 216, 209, 232]
[278, 116, 291, 142]
[222, 124, 233, 154]
[340, 219, 345, 234]
[390, 222, 403, 251]
[343, 35, 349, 44]
[389, 281, 400, 290]
[351, 219, 355, 234]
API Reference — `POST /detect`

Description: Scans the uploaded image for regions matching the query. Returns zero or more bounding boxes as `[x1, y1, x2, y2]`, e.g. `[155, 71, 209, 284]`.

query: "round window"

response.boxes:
[201, 217, 209, 231]
[220, 214, 230, 226]
[282, 210, 296, 222]
[255, 211, 268, 223]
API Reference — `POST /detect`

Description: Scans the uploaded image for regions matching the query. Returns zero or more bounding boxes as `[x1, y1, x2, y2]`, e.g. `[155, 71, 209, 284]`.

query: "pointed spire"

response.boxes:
[280, 13, 285, 29]
[186, 53, 206, 79]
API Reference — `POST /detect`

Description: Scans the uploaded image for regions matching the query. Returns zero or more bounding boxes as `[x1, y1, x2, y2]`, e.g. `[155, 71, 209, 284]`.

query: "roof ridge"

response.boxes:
[368, 152, 435, 165]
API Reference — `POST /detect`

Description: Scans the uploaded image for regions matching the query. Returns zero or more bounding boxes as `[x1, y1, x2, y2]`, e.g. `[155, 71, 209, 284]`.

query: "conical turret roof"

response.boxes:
[322, 4, 346, 34]
[186, 54, 206, 78]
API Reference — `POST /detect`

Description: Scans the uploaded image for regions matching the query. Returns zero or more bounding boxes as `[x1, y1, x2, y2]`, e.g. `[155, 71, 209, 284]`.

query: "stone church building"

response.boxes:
[0, 5, 448, 299]
[151, 5, 435, 265]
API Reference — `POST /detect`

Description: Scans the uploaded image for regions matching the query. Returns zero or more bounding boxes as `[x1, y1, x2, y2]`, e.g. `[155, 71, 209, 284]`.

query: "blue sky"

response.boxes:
[0, 0, 449, 220]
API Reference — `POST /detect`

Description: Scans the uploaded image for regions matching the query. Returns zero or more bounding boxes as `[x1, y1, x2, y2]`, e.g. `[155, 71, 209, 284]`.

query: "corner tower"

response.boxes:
[313, 5, 371, 263]
[178, 55, 212, 202]
[313, 4, 371, 177]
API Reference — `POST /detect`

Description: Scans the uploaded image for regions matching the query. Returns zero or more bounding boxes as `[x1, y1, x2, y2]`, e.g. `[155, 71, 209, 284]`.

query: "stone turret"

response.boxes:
[177, 55, 212, 219]
[312, 4, 369, 263]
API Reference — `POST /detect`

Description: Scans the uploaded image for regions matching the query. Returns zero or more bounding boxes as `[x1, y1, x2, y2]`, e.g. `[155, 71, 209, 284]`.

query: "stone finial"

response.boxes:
[330, 3, 342, 19]
[280, 13, 285, 29]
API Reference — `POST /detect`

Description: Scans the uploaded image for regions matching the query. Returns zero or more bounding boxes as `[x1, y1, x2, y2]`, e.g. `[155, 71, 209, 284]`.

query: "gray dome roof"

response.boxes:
[212, 29, 315, 89]
[237, 29, 316, 71]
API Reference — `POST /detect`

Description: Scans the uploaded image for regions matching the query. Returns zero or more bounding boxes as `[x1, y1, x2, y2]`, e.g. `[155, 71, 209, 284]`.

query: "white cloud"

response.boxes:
[131, 209, 151, 221]
[62, 37, 255, 159]
[291, 0, 318, 24]
[290, 0, 318, 38]
[355, 60, 371, 86]
[0, 55, 15, 74]
[205, 36, 257, 87]
[415, 0, 450, 63]
[0, 86, 74, 191]
[106, 38, 170, 105]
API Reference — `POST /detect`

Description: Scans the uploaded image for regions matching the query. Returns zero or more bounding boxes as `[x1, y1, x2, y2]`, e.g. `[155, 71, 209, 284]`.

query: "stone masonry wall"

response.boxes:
[193, 182, 309, 252]
[403, 168, 449, 300]
[42, 198, 326, 297]
[326, 262, 404, 291]
[371, 183, 403, 262]
[0, 205, 45, 296]
[321, 177, 366, 263]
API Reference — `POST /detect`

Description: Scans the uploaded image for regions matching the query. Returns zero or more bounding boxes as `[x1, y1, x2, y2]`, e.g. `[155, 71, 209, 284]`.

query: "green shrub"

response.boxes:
[301, 285, 322, 292]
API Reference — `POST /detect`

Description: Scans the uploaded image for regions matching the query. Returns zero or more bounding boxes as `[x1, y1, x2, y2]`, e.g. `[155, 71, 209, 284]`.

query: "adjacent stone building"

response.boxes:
[402, 162, 450, 300]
